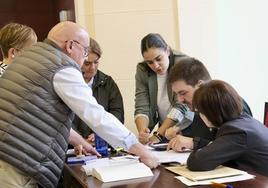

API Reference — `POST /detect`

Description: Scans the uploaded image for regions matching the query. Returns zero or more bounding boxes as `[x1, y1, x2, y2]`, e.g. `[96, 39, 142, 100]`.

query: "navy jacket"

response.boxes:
[187, 114, 268, 176]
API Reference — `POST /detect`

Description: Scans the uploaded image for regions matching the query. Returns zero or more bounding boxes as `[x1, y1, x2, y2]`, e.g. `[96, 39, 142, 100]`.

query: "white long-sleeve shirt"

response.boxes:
[53, 67, 138, 150]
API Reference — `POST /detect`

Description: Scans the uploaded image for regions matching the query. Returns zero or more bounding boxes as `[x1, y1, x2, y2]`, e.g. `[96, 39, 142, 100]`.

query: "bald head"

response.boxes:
[47, 21, 90, 67]
[48, 21, 89, 47]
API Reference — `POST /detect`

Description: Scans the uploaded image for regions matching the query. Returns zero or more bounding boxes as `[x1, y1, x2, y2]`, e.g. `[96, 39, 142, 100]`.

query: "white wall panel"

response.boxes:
[75, 0, 180, 135]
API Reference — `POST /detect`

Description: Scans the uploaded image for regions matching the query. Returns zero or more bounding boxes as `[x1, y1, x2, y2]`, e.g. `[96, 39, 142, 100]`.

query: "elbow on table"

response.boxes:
[187, 159, 217, 171]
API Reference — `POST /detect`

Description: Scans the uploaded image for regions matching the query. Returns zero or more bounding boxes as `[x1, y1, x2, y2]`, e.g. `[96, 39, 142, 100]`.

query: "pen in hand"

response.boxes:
[210, 182, 233, 188]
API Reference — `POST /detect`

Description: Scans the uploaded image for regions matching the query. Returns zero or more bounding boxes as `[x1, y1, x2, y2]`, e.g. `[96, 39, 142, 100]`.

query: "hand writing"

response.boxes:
[167, 135, 193, 152]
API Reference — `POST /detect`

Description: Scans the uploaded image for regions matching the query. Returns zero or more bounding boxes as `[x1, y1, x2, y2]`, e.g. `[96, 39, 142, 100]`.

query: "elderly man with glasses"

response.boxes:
[0, 21, 158, 188]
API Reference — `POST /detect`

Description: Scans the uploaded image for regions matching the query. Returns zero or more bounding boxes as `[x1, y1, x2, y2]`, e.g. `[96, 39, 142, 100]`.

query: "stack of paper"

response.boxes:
[166, 165, 255, 186]
[92, 162, 153, 182]
[151, 150, 190, 164]
[82, 155, 153, 182]
[146, 144, 191, 164]
[176, 173, 255, 186]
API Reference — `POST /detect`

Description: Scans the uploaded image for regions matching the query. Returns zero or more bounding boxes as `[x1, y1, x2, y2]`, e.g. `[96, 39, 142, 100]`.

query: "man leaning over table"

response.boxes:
[166, 57, 252, 151]
[0, 21, 158, 188]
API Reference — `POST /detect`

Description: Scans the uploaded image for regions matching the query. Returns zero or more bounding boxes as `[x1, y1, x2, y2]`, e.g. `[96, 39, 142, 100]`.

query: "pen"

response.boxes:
[210, 182, 233, 188]
[115, 148, 139, 159]
[116, 147, 134, 156]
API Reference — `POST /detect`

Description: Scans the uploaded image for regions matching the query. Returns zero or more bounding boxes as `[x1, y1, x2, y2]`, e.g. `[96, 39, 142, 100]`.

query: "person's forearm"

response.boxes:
[128, 142, 158, 168]
[128, 142, 148, 156]
[54, 69, 133, 151]
[135, 116, 149, 132]
[69, 128, 88, 147]
[157, 118, 176, 136]
[70, 128, 100, 156]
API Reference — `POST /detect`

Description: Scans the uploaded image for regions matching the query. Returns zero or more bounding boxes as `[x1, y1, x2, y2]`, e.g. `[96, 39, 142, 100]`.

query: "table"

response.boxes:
[63, 163, 268, 188]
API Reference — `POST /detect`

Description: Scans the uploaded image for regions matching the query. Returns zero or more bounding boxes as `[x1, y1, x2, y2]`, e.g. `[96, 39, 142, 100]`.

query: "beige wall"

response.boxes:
[74, 0, 180, 135]
[179, 0, 268, 122]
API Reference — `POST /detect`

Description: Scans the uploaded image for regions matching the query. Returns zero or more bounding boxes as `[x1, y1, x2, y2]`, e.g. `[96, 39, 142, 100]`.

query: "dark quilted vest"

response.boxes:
[0, 40, 80, 188]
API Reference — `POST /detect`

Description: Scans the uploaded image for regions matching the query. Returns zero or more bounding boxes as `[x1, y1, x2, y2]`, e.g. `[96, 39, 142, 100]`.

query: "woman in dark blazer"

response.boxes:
[187, 80, 268, 176]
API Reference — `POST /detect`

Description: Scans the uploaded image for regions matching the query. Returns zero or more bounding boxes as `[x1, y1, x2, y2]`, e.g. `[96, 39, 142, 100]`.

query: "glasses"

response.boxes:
[67, 40, 90, 57]
[73, 40, 90, 57]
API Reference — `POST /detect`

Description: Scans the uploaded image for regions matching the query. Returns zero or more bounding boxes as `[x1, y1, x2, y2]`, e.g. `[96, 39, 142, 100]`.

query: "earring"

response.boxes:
[11, 55, 15, 58]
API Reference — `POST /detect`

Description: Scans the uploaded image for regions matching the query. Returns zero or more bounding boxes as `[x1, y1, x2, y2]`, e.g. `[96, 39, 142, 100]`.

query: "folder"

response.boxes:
[166, 165, 248, 181]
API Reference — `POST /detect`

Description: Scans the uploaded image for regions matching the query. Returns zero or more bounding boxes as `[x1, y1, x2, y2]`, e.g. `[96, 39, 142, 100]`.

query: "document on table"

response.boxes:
[166, 165, 248, 181]
[82, 155, 153, 182]
[175, 173, 255, 186]
[166, 165, 255, 186]
[92, 162, 153, 183]
[146, 145, 191, 164]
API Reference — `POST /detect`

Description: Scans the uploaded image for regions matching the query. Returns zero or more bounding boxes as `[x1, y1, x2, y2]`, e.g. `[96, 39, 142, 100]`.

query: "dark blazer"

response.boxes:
[72, 70, 124, 138]
[185, 98, 252, 147]
[187, 114, 268, 176]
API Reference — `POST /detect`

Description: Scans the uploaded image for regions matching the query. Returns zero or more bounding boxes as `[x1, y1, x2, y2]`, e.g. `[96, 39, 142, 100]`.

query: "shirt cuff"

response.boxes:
[167, 108, 184, 122]
[111, 132, 139, 151]
[134, 114, 149, 121]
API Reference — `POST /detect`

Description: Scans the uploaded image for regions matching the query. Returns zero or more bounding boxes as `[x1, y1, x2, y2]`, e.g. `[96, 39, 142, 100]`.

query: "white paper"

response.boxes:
[175, 173, 255, 186]
[151, 150, 190, 164]
[82, 155, 140, 176]
[166, 165, 248, 181]
[92, 162, 153, 182]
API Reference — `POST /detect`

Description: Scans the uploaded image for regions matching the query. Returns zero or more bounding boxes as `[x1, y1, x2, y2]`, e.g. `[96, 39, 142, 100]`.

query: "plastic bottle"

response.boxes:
[95, 133, 109, 157]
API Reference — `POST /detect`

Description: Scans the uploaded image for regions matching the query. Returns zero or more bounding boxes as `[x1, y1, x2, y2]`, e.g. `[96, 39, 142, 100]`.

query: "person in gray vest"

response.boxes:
[0, 21, 158, 188]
